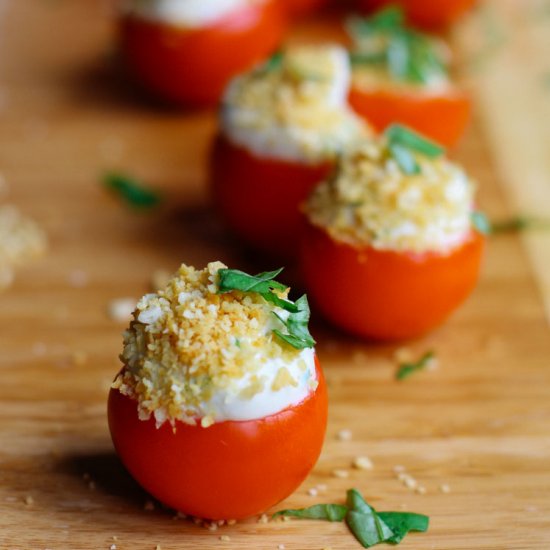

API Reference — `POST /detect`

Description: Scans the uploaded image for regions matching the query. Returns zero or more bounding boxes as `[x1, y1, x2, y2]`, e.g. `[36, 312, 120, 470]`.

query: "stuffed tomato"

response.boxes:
[347, 8, 471, 147]
[211, 45, 370, 260]
[118, 0, 286, 107]
[108, 262, 327, 520]
[355, 0, 477, 30]
[300, 125, 485, 341]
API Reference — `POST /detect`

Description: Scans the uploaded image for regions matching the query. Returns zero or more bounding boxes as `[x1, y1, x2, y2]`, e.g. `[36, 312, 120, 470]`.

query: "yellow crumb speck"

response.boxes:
[219, 535, 231, 542]
[336, 429, 352, 441]
[258, 513, 269, 524]
[332, 469, 349, 479]
[353, 456, 373, 470]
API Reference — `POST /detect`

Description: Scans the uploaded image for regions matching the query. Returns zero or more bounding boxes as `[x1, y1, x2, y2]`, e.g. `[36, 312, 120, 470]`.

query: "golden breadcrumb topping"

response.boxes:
[113, 262, 308, 427]
[304, 139, 475, 253]
[222, 45, 370, 163]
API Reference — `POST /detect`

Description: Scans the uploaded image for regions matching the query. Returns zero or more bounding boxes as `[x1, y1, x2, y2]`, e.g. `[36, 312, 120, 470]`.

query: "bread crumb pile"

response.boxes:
[304, 138, 475, 253]
[0, 204, 47, 291]
[113, 262, 308, 427]
[222, 45, 369, 163]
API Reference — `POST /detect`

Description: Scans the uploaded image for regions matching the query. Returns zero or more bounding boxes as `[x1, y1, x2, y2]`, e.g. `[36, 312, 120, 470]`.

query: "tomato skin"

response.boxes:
[283, 0, 328, 18]
[356, 0, 477, 29]
[211, 135, 333, 259]
[118, 0, 286, 107]
[349, 86, 471, 148]
[107, 358, 327, 520]
[300, 222, 484, 341]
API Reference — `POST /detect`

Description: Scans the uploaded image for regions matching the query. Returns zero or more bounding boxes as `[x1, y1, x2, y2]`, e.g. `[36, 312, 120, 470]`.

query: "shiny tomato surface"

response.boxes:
[119, 0, 286, 107]
[349, 86, 471, 148]
[108, 358, 328, 520]
[283, 0, 328, 18]
[300, 222, 484, 341]
[356, 0, 477, 29]
[211, 135, 333, 259]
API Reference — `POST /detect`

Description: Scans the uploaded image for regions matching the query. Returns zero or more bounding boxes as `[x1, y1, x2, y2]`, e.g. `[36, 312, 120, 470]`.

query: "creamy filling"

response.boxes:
[195, 347, 317, 423]
[121, 0, 263, 28]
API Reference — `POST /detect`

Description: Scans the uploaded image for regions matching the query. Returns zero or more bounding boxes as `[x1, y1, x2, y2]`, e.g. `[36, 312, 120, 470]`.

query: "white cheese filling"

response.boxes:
[199, 347, 317, 423]
[121, 0, 263, 28]
[221, 45, 369, 164]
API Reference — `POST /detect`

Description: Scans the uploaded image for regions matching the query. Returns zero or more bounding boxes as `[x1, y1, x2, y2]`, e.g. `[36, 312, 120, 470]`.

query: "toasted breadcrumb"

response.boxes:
[305, 138, 475, 253]
[332, 469, 350, 479]
[336, 429, 353, 441]
[353, 456, 373, 470]
[108, 297, 136, 322]
[0, 204, 47, 290]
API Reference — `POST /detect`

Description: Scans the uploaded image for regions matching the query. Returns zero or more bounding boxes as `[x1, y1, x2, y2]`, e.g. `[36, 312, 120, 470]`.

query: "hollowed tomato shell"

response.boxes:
[300, 221, 484, 341]
[118, 0, 286, 107]
[108, 357, 328, 520]
[349, 86, 471, 148]
[210, 134, 333, 259]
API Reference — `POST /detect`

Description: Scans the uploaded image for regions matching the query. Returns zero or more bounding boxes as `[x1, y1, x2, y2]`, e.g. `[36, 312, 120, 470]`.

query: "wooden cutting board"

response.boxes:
[1, 1, 549, 548]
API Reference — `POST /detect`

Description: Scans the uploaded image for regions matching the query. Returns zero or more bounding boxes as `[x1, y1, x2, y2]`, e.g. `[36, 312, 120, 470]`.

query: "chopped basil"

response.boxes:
[273, 488, 429, 548]
[491, 215, 550, 234]
[378, 512, 430, 544]
[256, 50, 284, 75]
[346, 490, 394, 547]
[217, 268, 315, 350]
[396, 350, 435, 380]
[347, 7, 447, 85]
[388, 143, 420, 175]
[273, 504, 347, 522]
[385, 125, 445, 175]
[273, 295, 316, 350]
[103, 172, 162, 210]
[217, 268, 297, 313]
[471, 211, 492, 235]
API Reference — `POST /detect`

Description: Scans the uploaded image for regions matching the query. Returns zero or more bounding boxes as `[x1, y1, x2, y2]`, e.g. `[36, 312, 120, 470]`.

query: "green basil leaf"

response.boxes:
[470, 211, 492, 235]
[385, 125, 445, 158]
[347, 8, 404, 41]
[255, 50, 284, 76]
[272, 295, 315, 350]
[378, 512, 430, 544]
[346, 489, 395, 547]
[396, 350, 435, 380]
[388, 143, 420, 175]
[217, 268, 286, 293]
[347, 511, 394, 548]
[217, 268, 298, 313]
[347, 7, 448, 85]
[103, 172, 162, 210]
[273, 504, 348, 522]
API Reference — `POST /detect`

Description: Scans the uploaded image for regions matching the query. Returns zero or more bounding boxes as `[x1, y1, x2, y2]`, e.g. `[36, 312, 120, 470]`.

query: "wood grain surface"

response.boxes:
[1, 1, 549, 549]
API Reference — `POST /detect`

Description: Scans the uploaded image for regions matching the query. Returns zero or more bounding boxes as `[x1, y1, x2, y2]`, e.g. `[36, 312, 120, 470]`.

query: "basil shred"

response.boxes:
[347, 7, 447, 85]
[274, 488, 429, 548]
[217, 268, 315, 350]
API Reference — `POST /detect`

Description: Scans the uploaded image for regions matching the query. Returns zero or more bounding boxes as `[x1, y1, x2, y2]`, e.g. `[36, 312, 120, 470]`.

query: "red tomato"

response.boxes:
[300, 222, 484, 341]
[356, 0, 477, 29]
[283, 0, 327, 18]
[108, 357, 328, 520]
[349, 86, 471, 148]
[211, 135, 333, 259]
[119, 0, 286, 107]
